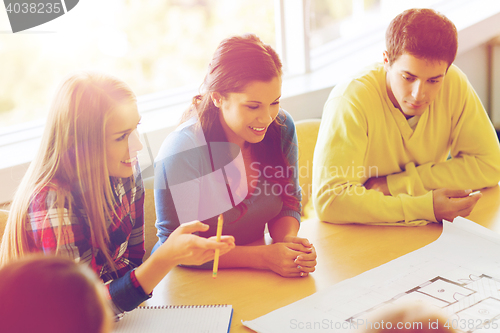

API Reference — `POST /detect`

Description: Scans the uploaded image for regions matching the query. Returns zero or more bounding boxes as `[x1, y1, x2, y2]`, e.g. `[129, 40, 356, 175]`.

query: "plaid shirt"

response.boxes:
[26, 171, 149, 312]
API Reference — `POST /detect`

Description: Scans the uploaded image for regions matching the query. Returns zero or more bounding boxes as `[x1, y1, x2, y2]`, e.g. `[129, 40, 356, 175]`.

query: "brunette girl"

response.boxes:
[153, 34, 317, 277]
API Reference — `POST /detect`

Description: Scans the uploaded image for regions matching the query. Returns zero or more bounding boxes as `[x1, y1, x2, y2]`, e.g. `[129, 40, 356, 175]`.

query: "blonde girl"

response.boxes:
[0, 72, 234, 313]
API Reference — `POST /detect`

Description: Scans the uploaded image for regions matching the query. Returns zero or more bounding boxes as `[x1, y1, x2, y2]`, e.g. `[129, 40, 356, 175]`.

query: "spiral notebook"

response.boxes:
[113, 304, 233, 333]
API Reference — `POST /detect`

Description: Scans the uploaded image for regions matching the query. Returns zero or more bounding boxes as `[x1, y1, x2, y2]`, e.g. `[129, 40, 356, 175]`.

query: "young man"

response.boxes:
[312, 8, 500, 225]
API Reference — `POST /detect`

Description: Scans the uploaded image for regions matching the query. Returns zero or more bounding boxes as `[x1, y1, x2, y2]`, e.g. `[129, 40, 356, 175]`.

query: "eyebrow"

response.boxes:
[246, 96, 281, 104]
[112, 117, 142, 135]
[113, 128, 133, 135]
[403, 71, 444, 80]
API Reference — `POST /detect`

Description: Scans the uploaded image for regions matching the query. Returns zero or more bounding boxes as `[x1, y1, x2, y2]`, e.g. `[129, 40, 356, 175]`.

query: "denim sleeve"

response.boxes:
[276, 110, 302, 222]
[108, 270, 151, 313]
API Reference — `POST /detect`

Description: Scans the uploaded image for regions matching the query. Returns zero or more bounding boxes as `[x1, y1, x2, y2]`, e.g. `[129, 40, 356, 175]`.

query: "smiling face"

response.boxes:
[384, 52, 448, 118]
[105, 102, 143, 178]
[213, 76, 281, 148]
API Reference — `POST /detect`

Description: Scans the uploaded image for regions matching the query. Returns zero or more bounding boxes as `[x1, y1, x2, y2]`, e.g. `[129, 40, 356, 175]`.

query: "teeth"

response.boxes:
[250, 126, 265, 131]
[122, 157, 137, 164]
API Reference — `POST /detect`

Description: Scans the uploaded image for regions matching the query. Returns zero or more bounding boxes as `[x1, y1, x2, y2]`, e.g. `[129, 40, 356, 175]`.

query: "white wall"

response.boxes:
[281, 40, 497, 124]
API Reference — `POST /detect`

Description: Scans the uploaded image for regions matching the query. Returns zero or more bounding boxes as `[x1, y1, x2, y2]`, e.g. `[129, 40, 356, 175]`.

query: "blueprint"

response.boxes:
[243, 218, 500, 332]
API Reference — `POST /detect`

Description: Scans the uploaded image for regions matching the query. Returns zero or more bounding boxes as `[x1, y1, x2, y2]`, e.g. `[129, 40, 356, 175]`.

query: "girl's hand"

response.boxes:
[282, 236, 317, 277]
[263, 239, 317, 278]
[158, 221, 235, 267]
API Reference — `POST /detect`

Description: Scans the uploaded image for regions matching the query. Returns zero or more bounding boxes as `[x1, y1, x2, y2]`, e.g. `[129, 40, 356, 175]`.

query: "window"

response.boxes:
[0, 0, 275, 129]
[278, 0, 456, 75]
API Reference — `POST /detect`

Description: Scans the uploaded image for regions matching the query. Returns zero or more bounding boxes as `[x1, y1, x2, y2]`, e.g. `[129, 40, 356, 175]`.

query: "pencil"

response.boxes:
[212, 214, 223, 278]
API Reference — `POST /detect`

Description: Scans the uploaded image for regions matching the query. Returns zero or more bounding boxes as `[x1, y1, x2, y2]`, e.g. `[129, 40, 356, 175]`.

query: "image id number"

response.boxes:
[6, 3, 62, 14]
[444, 318, 498, 330]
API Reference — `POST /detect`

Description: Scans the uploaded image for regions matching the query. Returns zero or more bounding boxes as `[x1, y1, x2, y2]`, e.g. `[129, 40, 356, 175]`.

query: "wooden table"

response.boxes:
[144, 185, 500, 332]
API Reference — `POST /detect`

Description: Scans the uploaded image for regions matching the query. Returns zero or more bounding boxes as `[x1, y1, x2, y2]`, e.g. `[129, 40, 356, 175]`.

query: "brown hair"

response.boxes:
[0, 255, 112, 333]
[182, 33, 282, 137]
[182, 34, 299, 215]
[385, 8, 458, 67]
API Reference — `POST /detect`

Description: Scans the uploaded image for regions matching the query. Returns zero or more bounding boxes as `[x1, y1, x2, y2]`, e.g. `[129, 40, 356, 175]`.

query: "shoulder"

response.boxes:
[276, 109, 296, 136]
[442, 64, 470, 91]
[437, 64, 476, 108]
[325, 63, 385, 113]
[30, 181, 68, 212]
[329, 63, 384, 98]
[156, 117, 206, 162]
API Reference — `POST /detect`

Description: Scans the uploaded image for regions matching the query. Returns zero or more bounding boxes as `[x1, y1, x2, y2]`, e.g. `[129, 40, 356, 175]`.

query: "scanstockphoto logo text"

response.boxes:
[3, 0, 79, 33]
[289, 318, 457, 331]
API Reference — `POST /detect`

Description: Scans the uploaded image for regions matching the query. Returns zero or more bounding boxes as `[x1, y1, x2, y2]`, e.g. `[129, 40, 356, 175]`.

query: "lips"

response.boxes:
[249, 125, 266, 133]
[406, 101, 425, 109]
[121, 156, 137, 164]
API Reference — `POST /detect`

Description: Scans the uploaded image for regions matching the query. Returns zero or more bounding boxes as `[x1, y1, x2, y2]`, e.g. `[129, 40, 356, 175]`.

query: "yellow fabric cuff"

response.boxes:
[387, 162, 428, 197]
[398, 191, 437, 224]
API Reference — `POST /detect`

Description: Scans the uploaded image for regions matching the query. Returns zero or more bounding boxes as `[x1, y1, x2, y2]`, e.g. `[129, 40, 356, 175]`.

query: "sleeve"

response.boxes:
[107, 270, 150, 313]
[270, 110, 302, 223]
[121, 173, 146, 269]
[312, 96, 435, 226]
[153, 129, 202, 248]
[387, 67, 500, 194]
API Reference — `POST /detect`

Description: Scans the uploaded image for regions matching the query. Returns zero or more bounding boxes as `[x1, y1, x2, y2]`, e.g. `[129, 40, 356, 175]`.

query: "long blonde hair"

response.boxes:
[0, 72, 137, 268]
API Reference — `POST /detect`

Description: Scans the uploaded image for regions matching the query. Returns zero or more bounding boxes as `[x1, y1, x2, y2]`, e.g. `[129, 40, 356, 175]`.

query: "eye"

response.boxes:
[428, 79, 440, 84]
[402, 75, 415, 82]
[116, 133, 129, 141]
[247, 105, 259, 110]
[271, 100, 280, 106]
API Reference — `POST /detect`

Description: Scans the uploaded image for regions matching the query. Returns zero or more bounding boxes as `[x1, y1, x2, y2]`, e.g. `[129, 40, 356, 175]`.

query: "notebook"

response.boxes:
[113, 304, 233, 333]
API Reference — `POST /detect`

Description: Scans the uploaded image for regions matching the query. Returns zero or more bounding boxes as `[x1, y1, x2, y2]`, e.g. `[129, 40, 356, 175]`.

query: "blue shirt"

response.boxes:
[152, 109, 301, 253]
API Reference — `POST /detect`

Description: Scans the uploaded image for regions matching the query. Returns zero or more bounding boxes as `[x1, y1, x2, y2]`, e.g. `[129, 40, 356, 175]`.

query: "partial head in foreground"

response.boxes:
[0, 255, 113, 333]
[358, 301, 457, 333]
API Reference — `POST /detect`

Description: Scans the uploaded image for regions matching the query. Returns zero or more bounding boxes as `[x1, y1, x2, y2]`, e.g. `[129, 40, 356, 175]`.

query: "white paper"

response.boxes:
[243, 217, 500, 333]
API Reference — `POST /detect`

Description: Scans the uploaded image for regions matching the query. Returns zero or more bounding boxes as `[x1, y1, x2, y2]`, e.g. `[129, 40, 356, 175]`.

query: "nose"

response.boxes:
[128, 129, 144, 153]
[257, 105, 276, 124]
[411, 81, 426, 101]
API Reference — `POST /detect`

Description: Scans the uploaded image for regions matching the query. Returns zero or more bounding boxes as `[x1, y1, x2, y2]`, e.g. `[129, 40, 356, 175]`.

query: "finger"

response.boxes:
[286, 242, 313, 253]
[296, 264, 316, 273]
[195, 237, 233, 250]
[294, 251, 317, 262]
[296, 261, 317, 270]
[445, 189, 472, 198]
[208, 235, 235, 242]
[292, 266, 311, 277]
[294, 237, 312, 248]
[178, 221, 209, 234]
[456, 202, 478, 218]
[451, 195, 481, 211]
[206, 236, 235, 249]
[282, 270, 308, 278]
[295, 257, 317, 268]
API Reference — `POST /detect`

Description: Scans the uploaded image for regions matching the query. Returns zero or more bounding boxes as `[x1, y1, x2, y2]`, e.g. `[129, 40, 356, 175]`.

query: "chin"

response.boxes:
[248, 137, 265, 144]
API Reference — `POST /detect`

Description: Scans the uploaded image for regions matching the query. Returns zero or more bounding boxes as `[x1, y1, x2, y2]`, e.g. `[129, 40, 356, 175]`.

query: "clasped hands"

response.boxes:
[364, 176, 482, 222]
[264, 235, 317, 278]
